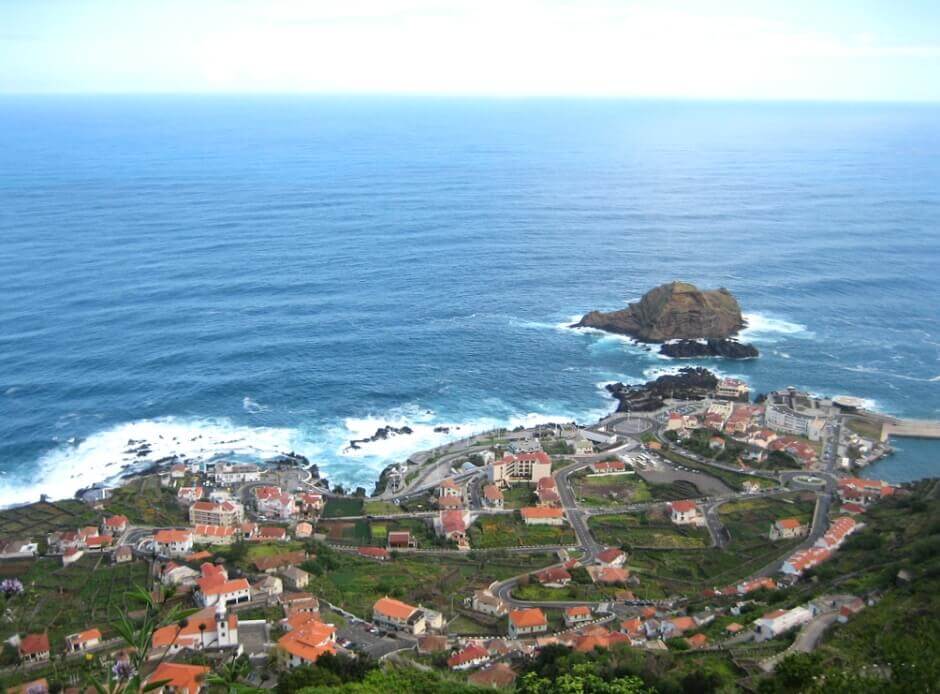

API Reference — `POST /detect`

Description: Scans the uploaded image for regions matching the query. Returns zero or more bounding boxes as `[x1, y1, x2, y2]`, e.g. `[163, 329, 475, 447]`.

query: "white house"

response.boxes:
[668, 500, 701, 525]
[197, 578, 251, 607]
[754, 607, 813, 641]
[508, 608, 548, 639]
[153, 529, 193, 558]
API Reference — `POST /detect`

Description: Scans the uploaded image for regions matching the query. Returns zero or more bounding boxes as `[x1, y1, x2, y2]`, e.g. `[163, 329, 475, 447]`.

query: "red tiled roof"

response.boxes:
[374, 597, 418, 621]
[448, 644, 488, 668]
[19, 633, 50, 655]
[670, 500, 697, 513]
[509, 608, 547, 628]
[357, 546, 390, 560]
[520, 507, 564, 519]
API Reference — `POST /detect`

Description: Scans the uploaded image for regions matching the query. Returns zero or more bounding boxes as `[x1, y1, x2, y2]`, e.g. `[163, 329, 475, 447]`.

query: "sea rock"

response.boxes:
[575, 281, 747, 342]
[345, 425, 414, 452]
[606, 367, 719, 413]
[659, 339, 759, 359]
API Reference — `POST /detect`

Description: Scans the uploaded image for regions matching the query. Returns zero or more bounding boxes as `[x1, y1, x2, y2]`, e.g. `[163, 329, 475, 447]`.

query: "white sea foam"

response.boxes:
[242, 396, 269, 414]
[739, 312, 814, 343]
[0, 418, 308, 508]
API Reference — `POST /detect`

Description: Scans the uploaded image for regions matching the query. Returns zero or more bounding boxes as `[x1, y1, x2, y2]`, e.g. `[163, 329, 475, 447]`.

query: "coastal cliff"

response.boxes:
[574, 281, 758, 358]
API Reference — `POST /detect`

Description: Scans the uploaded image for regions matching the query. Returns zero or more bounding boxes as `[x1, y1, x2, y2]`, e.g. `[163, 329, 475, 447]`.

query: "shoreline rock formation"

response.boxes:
[606, 367, 719, 413]
[573, 281, 758, 358]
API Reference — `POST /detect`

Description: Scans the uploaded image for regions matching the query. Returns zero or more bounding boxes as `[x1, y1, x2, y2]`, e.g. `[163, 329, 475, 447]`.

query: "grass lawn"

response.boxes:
[0, 499, 100, 540]
[468, 514, 576, 549]
[303, 547, 554, 619]
[571, 472, 652, 506]
[447, 614, 502, 636]
[589, 513, 709, 549]
[512, 582, 616, 602]
[363, 500, 401, 515]
[0, 555, 150, 645]
[322, 497, 365, 518]
[501, 485, 536, 509]
[318, 519, 372, 544]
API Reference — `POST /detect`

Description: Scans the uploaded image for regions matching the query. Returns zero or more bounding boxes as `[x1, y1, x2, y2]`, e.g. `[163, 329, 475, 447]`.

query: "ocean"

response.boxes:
[1, 96, 939, 506]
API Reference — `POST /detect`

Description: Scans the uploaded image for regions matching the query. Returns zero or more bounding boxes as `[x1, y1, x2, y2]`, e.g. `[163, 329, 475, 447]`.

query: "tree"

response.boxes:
[207, 653, 259, 693]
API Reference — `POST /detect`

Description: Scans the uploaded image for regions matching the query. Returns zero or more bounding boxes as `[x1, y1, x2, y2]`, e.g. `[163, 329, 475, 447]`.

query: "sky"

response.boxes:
[1, 0, 939, 100]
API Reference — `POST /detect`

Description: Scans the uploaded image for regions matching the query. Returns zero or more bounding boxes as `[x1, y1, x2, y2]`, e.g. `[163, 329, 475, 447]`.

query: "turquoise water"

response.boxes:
[1, 97, 938, 504]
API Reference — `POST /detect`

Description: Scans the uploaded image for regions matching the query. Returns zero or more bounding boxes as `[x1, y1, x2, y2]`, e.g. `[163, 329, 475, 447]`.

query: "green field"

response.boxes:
[363, 500, 401, 515]
[501, 485, 536, 508]
[318, 517, 436, 547]
[0, 555, 150, 645]
[468, 514, 576, 549]
[0, 499, 99, 540]
[102, 475, 189, 526]
[302, 546, 554, 618]
[321, 497, 365, 518]
[589, 513, 710, 549]
[571, 472, 652, 506]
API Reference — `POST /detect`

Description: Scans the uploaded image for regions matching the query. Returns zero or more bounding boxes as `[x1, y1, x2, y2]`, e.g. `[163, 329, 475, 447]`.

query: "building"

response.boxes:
[295, 521, 314, 538]
[520, 507, 565, 526]
[277, 616, 337, 668]
[470, 590, 508, 617]
[160, 562, 200, 586]
[0, 539, 38, 559]
[279, 592, 320, 618]
[467, 664, 518, 690]
[482, 484, 504, 509]
[571, 437, 594, 455]
[388, 531, 414, 549]
[596, 547, 627, 568]
[564, 606, 592, 627]
[189, 500, 243, 527]
[254, 526, 289, 542]
[781, 547, 832, 576]
[437, 478, 462, 498]
[153, 529, 193, 558]
[297, 493, 325, 516]
[435, 510, 471, 549]
[103, 515, 128, 534]
[177, 486, 204, 505]
[489, 452, 552, 487]
[254, 575, 283, 597]
[254, 550, 308, 573]
[170, 464, 188, 479]
[152, 603, 239, 654]
[754, 607, 813, 641]
[66, 628, 101, 652]
[769, 518, 808, 541]
[373, 597, 426, 635]
[258, 493, 296, 520]
[765, 403, 825, 441]
[837, 477, 895, 506]
[510, 437, 542, 454]
[357, 546, 391, 561]
[113, 545, 134, 564]
[508, 608, 547, 639]
[281, 566, 310, 590]
[534, 567, 571, 588]
[214, 463, 261, 486]
[715, 377, 750, 401]
[192, 524, 237, 545]
[8, 678, 49, 694]
[197, 578, 251, 607]
[668, 500, 700, 525]
[62, 546, 84, 566]
[18, 633, 50, 663]
[589, 460, 627, 475]
[815, 516, 859, 550]
[587, 566, 630, 585]
[448, 644, 490, 670]
[144, 663, 210, 694]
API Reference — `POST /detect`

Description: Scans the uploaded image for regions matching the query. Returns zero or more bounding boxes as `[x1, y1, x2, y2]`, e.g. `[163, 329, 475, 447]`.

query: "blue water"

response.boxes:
[2, 96, 939, 505]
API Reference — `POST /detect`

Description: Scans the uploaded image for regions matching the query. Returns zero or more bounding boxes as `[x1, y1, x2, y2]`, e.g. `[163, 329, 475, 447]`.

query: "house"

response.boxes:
[838, 597, 865, 623]
[295, 521, 314, 538]
[470, 590, 508, 617]
[160, 562, 200, 586]
[254, 575, 283, 597]
[152, 603, 239, 654]
[437, 478, 462, 499]
[768, 436, 818, 466]
[665, 616, 696, 636]
[468, 663, 518, 690]
[388, 531, 414, 549]
[192, 524, 237, 545]
[837, 477, 895, 506]
[736, 577, 777, 595]
[144, 663, 210, 694]
[62, 546, 84, 566]
[253, 526, 289, 542]
[596, 547, 627, 568]
[564, 606, 592, 627]
[708, 436, 726, 452]
[435, 510, 471, 549]
[281, 566, 310, 590]
[113, 545, 134, 564]
[297, 493, 324, 517]
[665, 412, 684, 432]
[510, 437, 542, 454]
[66, 628, 102, 652]
[534, 567, 571, 588]
[279, 592, 320, 618]
[587, 566, 630, 585]
[437, 495, 465, 510]
[373, 597, 426, 635]
[253, 550, 307, 573]
[18, 633, 50, 663]
[769, 518, 808, 541]
[258, 493, 296, 520]
[781, 546, 832, 576]
[0, 539, 38, 559]
[153, 529, 193, 558]
[358, 546, 391, 561]
[448, 644, 490, 670]
[754, 607, 813, 641]
[507, 608, 547, 638]
[620, 618, 644, 641]
[482, 484, 504, 509]
[85, 534, 113, 550]
[571, 437, 594, 455]
[103, 515, 129, 534]
[177, 486, 204, 505]
[277, 618, 336, 669]
[417, 635, 449, 654]
[748, 429, 778, 449]
[816, 516, 859, 550]
[520, 507, 565, 526]
[196, 578, 251, 607]
[489, 452, 552, 487]
[189, 500, 243, 527]
[590, 460, 627, 475]
[170, 464, 188, 479]
[686, 633, 709, 649]
[716, 377, 750, 401]
[668, 500, 700, 525]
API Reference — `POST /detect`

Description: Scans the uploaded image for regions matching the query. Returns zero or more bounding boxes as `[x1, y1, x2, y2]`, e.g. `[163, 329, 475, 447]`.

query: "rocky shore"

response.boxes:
[659, 339, 759, 359]
[605, 367, 719, 413]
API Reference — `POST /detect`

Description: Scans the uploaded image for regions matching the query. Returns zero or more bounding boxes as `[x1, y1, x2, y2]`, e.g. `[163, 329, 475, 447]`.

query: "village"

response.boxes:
[0, 377, 915, 692]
